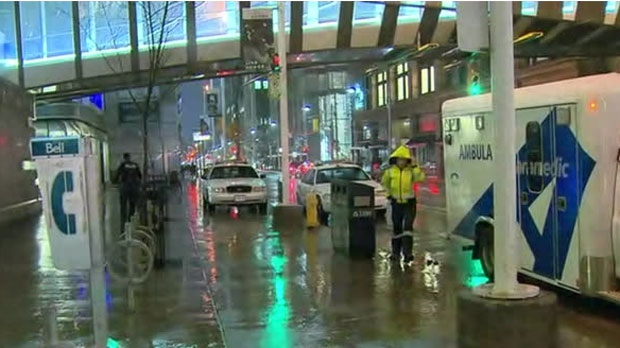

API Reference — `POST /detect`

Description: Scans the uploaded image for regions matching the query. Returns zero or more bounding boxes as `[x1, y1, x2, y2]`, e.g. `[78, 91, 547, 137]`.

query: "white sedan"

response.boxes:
[201, 163, 268, 214]
[295, 163, 388, 223]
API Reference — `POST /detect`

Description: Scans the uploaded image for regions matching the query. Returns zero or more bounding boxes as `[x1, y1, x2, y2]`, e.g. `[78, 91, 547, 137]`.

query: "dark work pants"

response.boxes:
[391, 198, 416, 259]
[120, 188, 139, 227]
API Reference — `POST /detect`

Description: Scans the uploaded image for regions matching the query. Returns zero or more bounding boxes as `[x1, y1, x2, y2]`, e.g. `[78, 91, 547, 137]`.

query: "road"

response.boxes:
[0, 182, 619, 347]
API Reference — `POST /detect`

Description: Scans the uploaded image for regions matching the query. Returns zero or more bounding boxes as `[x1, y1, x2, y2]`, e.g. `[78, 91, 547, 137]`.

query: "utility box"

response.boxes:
[331, 179, 376, 258]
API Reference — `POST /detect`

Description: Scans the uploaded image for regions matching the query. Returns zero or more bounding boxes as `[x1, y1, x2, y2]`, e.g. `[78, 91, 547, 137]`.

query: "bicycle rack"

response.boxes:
[45, 306, 78, 348]
[105, 192, 166, 312]
[106, 213, 155, 312]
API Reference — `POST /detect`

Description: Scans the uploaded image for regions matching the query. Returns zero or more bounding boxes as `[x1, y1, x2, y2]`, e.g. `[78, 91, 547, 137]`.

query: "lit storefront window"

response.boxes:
[395, 62, 409, 101]
[376, 71, 387, 107]
[420, 66, 435, 95]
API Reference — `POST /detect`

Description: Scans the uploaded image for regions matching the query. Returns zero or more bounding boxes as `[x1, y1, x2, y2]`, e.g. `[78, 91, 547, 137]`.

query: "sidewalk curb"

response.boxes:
[183, 194, 229, 347]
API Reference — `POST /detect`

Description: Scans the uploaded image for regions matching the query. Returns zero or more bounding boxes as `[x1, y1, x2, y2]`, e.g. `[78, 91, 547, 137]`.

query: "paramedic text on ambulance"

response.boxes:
[459, 143, 569, 179]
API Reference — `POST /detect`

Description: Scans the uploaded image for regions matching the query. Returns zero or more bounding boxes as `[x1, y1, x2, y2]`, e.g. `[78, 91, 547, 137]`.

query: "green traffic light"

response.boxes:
[469, 74, 482, 95]
[107, 338, 121, 348]
[469, 83, 482, 95]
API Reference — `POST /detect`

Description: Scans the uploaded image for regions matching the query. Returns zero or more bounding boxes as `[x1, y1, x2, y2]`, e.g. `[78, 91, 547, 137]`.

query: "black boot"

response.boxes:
[401, 235, 414, 263]
[390, 237, 402, 262]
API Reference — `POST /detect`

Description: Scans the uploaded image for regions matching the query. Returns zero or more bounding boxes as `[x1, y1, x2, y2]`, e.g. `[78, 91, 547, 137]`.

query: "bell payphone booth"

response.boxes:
[30, 136, 109, 347]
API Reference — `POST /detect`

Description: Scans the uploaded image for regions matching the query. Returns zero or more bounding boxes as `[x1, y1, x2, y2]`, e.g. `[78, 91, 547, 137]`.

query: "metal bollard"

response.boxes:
[125, 221, 135, 312]
[130, 214, 139, 231]
[146, 200, 154, 230]
[47, 306, 59, 346]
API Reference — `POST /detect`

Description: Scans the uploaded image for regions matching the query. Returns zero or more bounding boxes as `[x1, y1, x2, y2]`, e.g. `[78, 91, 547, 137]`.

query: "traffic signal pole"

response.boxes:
[456, 4, 557, 347]
[488, 1, 519, 297]
[277, 2, 290, 204]
[466, 1, 539, 300]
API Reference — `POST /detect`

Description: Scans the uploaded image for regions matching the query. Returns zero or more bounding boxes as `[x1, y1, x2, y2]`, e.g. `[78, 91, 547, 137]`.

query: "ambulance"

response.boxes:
[443, 73, 620, 302]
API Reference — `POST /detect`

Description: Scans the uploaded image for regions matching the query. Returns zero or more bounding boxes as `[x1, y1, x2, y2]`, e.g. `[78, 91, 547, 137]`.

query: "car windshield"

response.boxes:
[210, 166, 258, 179]
[315, 167, 370, 184]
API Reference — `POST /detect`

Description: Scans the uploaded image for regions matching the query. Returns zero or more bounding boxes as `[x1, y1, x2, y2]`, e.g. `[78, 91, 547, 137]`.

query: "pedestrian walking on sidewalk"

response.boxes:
[115, 153, 142, 225]
[381, 146, 426, 263]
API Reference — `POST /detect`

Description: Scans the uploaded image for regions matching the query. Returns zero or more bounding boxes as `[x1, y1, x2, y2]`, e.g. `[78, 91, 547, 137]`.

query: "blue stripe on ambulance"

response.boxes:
[452, 109, 596, 279]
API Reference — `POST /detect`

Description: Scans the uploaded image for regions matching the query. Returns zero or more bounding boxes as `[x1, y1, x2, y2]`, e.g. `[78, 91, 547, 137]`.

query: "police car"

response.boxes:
[295, 162, 388, 223]
[201, 161, 268, 214]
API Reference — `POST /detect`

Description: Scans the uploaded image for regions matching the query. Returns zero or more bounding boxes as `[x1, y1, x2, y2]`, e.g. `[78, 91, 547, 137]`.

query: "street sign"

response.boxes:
[31, 137, 80, 157]
[193, 132, 211, 142]
[241, 8, 275, 71]
[205, 91, 221, 117]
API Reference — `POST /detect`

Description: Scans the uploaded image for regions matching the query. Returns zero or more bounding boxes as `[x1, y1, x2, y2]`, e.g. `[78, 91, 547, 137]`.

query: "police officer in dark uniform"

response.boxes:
[115, 153, 142, 224]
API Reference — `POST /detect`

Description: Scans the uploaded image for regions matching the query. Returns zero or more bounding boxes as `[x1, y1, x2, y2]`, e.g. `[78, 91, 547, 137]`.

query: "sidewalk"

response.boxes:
[0, 187, 225, 347]
[103, 187, 226, 347]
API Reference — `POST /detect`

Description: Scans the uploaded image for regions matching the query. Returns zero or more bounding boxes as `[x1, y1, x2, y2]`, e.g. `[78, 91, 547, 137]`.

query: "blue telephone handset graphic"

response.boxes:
[51, 171, 77, 235]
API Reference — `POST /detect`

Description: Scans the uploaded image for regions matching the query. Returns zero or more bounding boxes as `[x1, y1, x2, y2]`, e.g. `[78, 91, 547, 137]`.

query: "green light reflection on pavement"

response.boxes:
[465, 258, 490, 288]
[261, 236, 292, 348]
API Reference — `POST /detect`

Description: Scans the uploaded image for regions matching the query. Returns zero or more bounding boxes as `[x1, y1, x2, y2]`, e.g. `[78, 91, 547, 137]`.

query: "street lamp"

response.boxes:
[346, 85, 363, 150]
[350, 68, 392, 149]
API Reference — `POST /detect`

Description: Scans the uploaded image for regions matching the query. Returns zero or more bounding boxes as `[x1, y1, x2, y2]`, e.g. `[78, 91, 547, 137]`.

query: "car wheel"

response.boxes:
[297, 194, 307, 214]
[258, 203, 268, 215]
[478, 223, 494, 281]
[204, 196, 215, 214]
[317, 199, 329, 226]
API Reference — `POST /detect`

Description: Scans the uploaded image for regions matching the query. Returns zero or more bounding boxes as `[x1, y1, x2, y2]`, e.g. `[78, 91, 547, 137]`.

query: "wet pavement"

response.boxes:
[2, 181, 620, 347]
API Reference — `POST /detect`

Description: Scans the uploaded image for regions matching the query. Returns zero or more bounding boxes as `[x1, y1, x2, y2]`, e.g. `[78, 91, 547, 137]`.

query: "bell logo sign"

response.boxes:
[51, 171, 77, 235]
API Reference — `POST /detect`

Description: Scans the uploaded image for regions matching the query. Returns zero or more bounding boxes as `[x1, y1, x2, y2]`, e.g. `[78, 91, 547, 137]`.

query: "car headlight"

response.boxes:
[253, 186, 266, 192]
[212, 187, 225, 193]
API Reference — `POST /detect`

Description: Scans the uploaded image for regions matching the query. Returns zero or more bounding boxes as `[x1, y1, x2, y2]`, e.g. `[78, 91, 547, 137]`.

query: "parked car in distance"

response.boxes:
[201, 161, 268, 214]
[295, 162, 388, 224]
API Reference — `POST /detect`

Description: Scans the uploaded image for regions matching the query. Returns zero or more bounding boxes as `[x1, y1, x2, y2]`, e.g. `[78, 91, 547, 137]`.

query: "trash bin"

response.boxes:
[330, 179, 376, 258]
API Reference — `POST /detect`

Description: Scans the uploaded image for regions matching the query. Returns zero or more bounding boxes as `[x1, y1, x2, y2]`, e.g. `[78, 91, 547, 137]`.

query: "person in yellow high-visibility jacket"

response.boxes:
[381, 146, 426, 263]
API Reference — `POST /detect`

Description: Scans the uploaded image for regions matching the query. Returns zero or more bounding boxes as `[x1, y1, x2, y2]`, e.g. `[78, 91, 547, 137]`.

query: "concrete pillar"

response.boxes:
[457, 290, 558, 348]
[409, 59, 420, 98]
[433, 59, 445, 90]
[387, 65, 396, 103]
[368, 73, 378, 109]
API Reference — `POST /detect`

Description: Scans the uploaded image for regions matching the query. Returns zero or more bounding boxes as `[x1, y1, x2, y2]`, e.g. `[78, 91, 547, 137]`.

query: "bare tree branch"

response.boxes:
[61, 1, 184, 179]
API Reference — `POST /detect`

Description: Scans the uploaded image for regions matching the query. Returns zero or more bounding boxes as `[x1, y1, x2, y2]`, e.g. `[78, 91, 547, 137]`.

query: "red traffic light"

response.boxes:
[272, 53, 280, 66]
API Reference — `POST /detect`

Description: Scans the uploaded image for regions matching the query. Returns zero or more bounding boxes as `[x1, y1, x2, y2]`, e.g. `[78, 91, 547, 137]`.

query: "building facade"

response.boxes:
[355, 53, 620, 179]
[103, 86, 182, 175]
